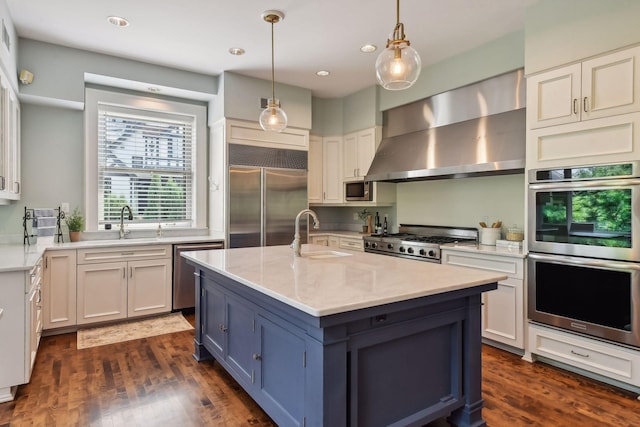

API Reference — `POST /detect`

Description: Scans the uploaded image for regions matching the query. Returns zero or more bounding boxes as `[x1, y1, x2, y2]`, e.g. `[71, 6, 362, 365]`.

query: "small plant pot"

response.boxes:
[69, 231, 81, 242]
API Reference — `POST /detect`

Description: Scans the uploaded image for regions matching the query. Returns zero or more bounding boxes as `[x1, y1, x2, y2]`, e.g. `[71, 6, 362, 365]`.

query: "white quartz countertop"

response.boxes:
[183, 244, 507, 317]
[0, 235, 224, 272]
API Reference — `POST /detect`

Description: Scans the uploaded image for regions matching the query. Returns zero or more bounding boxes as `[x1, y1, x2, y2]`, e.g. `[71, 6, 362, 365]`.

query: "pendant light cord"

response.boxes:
[270, 19, 275, 104]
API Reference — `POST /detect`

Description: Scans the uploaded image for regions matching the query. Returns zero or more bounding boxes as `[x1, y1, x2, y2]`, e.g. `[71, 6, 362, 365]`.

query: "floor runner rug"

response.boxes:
[77, 312, 193, 349]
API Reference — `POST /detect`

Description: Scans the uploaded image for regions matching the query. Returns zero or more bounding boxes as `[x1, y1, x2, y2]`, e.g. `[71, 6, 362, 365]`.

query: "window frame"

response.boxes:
[85, 87, 207, 232]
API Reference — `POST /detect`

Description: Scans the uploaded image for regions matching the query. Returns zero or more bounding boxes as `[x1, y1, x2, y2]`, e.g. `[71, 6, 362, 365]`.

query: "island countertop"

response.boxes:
[183, 244, 507, 317]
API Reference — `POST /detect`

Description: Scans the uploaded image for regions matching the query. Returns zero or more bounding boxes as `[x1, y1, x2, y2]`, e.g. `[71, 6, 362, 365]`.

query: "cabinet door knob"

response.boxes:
[252, 353, 262, 361]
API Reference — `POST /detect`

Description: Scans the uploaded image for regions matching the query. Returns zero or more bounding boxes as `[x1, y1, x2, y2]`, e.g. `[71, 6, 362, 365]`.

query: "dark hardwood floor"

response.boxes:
[1, 314, 639, 426]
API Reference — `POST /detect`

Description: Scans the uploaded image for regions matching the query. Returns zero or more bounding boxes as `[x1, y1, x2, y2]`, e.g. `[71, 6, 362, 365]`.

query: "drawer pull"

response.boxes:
[121, 252, 135, 256]
[570, 349, 590, 358]
[0, 308, 3, 318]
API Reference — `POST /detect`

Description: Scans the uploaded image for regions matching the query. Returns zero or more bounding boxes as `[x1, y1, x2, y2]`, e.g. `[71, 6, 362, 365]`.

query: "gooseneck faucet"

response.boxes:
[292, 209, 320, 257]
[119, 205, 133, 239]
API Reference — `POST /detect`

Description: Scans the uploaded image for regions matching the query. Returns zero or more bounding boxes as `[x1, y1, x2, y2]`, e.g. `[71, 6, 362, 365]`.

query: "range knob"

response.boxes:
[387, 243, 394, 250]
[365, 241, 370, 248]
[407, 247, 414, 254]
[429, 250, 436, 257]
[419, 249, 426, 256]
[399, 246, 406, 253]
[371, 242, 378, 249]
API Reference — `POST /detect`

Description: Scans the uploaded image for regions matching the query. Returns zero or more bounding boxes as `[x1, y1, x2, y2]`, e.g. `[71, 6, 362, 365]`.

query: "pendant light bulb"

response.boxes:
[375, 0, 421, 90]
[259, 11, 287, 132]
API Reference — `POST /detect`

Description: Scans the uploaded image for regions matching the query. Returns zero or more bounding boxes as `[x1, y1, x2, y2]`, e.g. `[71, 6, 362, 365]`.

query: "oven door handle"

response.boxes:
[529, 178, 640, 191]
[528, 253, 640, 271]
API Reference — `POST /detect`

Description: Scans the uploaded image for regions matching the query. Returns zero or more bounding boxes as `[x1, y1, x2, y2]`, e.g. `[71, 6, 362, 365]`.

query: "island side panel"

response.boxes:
[447, 292, 486, 427]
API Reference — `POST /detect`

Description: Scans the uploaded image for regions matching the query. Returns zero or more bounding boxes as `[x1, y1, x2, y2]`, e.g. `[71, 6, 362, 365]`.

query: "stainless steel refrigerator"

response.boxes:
[228, 145, 309, 248]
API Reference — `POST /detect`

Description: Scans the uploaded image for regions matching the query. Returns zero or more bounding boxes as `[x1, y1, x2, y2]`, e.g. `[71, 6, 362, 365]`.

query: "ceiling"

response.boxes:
[5, 0, 538, 98]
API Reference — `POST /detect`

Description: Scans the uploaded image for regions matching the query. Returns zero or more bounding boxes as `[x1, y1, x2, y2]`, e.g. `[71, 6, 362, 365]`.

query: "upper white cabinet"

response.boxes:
[342, 127, 380, 182]
[225, 119, 309, 151]
[528, 45, 640, 129]
[321, 136, 344, 204]
[0, 70, 20, 203]
[307, 135, 324, 204]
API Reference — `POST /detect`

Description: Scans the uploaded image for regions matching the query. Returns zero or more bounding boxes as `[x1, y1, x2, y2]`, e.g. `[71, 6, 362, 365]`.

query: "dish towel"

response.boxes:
[33, 208, 57, 237]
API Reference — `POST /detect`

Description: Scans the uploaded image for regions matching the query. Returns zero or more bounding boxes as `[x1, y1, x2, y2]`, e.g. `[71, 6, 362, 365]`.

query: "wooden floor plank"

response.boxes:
[1, 315, 639, 426]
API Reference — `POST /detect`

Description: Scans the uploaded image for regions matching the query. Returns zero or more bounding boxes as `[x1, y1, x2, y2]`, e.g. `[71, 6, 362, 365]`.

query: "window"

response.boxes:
[85, 88, 207, 231]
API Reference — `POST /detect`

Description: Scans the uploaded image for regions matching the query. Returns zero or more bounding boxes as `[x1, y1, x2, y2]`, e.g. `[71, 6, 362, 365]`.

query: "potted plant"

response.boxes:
[357, 208, 370, 233]
[65, 207, 85, 242]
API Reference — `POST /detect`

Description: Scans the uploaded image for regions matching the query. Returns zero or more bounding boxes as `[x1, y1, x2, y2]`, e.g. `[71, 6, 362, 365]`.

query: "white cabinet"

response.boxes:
[338, 236, 364, 252]
[527, 45, 640, 129]
[0, 69, 20, 203]
[528, 323, 640, 389]
[309, 235, 328, 246]
[76, 245, 172, 325]
[224, 118, 309, 151]
[322, 136, 344, 204]
[343, 127, 380, 182]
[0, 258, 42, 403]
[441, 249, 525, 351]
[308, 135, 324, 204]
[328, 236, 340, 248]
[43, 249, 77, 330]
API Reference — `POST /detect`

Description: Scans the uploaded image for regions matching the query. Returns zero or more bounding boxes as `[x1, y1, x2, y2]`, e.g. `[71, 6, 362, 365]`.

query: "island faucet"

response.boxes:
[292, 209, 320, 256]
[119, 205, 133, 239]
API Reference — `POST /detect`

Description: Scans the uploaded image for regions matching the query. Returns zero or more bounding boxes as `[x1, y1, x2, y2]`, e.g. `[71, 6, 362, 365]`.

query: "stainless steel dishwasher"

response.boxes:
[173, 241, 224, 310]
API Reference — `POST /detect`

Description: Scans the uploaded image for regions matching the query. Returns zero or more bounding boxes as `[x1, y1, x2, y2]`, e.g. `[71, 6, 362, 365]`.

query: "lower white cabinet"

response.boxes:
[310, 234, 363, 251]
[76, 245, 172, 325]
[43, 249, 77, 330]
[528, 323, 640, 389]
[441, 248, 525, 350]
[0, 258, 42, 402]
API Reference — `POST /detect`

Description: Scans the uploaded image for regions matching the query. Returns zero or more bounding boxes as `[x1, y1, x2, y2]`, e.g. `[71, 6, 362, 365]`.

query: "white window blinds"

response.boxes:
[97, 107, 195, 227]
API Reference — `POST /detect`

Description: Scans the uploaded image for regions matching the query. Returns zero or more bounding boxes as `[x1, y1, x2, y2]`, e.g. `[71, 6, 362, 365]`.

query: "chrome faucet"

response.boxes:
[292, 209, 320, 257]
[119, 205, 133, 239]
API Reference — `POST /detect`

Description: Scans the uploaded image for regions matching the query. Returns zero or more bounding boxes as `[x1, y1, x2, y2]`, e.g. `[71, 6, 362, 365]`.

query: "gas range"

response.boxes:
[363, 225, 478, 263]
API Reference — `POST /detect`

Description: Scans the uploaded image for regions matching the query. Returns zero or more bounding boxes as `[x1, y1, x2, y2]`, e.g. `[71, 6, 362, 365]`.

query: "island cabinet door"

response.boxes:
[254, 314, 306, 427]
[225, 295, 255, 388]
[201, 282, 226, 359]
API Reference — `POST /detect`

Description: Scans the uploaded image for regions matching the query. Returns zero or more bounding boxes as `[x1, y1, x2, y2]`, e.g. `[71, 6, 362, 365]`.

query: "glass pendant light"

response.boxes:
[259, 11, 288, 132]
[375, 0, 421, 90]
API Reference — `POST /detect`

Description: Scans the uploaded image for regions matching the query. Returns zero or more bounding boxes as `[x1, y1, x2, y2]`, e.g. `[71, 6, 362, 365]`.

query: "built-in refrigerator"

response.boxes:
[228, 144, 308, 248]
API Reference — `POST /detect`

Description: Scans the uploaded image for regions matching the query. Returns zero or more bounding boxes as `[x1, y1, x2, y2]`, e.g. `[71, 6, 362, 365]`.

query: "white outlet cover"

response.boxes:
[61, 202, 69, 213]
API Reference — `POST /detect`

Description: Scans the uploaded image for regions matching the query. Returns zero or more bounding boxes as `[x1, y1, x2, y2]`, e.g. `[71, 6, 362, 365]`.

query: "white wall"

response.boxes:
[397, 174, 525, 232]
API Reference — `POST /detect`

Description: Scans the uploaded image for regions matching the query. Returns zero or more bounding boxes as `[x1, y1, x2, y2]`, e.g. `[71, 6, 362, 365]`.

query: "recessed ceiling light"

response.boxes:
[107, 16, 129, 27]
[360, 44, 377, 53]
[229, 47, 246, 56]
[316, 70, 330, 77]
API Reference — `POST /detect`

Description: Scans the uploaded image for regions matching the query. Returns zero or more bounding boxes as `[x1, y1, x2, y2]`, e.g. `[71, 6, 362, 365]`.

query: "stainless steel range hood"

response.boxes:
[366, 69, 526, 182]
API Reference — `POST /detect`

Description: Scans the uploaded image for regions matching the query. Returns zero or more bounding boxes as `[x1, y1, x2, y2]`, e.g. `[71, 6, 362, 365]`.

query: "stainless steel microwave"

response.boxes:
[345, 181, 372, 201]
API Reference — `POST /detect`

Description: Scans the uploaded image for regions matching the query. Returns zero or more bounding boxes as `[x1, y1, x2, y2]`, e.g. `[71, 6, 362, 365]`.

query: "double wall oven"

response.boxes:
[528, 162, 640, 347]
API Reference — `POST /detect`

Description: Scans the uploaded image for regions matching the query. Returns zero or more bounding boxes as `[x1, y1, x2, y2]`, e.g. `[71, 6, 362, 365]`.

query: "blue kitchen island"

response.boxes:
[183, 245, 505, 427]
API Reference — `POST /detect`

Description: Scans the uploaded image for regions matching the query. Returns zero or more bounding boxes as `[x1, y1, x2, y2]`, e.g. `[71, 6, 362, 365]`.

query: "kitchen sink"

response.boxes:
[301, 250, 353, 259]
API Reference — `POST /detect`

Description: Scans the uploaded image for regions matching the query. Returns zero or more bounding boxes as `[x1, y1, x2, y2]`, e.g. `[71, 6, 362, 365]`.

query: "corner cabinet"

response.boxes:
[441, 248, 525, 351]
[76, 245, 172, 324]
[0, 70, 21, 203]
[0, 258, 42, 403]
[527, 45, 640, 129]
[342, 127, 380, 182]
